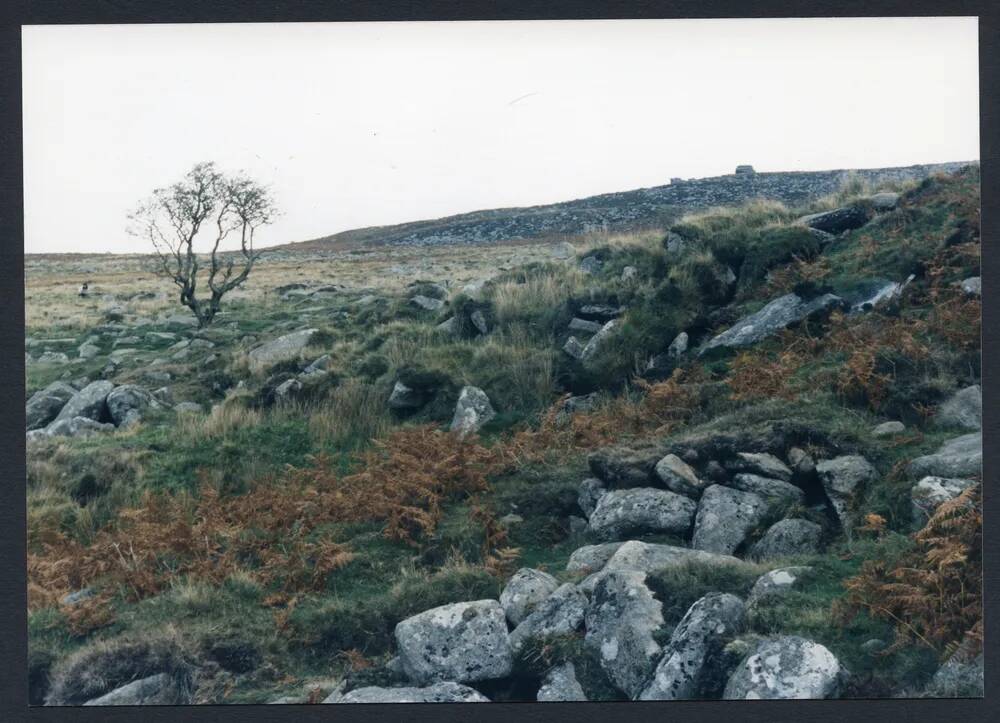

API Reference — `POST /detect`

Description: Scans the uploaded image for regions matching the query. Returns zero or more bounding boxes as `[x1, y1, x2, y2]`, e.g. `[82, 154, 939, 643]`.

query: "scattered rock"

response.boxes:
[247, 329, 318, 369]
[750, 520, 822, 561]
[78, 343, 100, 360]
[691, 485, 769, 555]
[82, 673, 188, 706]
[907, 433, 981, 479]
[499, 568, 560, 626]
[585, 570, 665, 698]
[105, 385, 157, 427]
[578, 304, 624, 320]
[26, 381, 77, 430]
[568, 317, 603, 334]
[469, 309, 490, 335]
[394, 600, 513, 685]
[699, 293, 843, 355]
[587, 487, 696, 541]
[911, 476, 976, 527]
[872, 420, 906, 437]
[410, 296, 445, 312]
[273, 378, 303, 402]
[509, 583, 587, 653]
[578, 540, 747, 592]
[654, 454, 707, 498]
[328, 682, 490, 703]
[925, 643, 983, 698]
[639, 593, 747, 700]
[580, 320, 619, 361]
[815, 455, 878, 531]
[729, 473, 804, 506]
[565, 542, 626, 573]
[748, 566, 813, 604]
[558, 393, 598, 419]
[387, 381, 426, 411]
[723, 636, 843, 699]
[47, 416, 116, 438]
[449, 386, 496, 437]
[667, 331, 688, 358]
[935, 385, 981, 431]
[37, 351, 70, 364]
[959, 276, 981, 297]
[537, 662, 587, 702]
[562, 336, 586, 359]
[436, 317, 458, 335]
[579, 256, 603, 274]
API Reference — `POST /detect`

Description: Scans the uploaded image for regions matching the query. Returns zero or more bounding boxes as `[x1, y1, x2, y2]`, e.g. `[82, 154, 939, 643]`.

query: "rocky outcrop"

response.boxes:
[105, 385, 157, 427]
[247, 329, 318, 369]
[578, 540, 748, 592]
[577, 478, 607, 518]
[935, 385, 981, 431]
[508, 583, 587, 653]
[499, 568, 559, 626]
[449, 386, 496, 437]
[911, 476, 976, 526]
[565, 542, 626, 573]
[729, 474, 804, 506]
[584, 570, 665, 698]
[327, 682, 490, 703]
[640, 593, 747, 700]
[723, 636, 843, 699]
[53, 380, 115, 425]
[748, 567, 813, 605]
[815, 455, 878, 531]
[698, 293, 843, 355]
[725, 452, 792, 481]
[394, 600, 513, 685]
[537, 662, 587, 701]
[587, 488, 696, 540]
[82, 673, 189, 706]
[26, 381, 77, 430]
[654, 454, 707, 498]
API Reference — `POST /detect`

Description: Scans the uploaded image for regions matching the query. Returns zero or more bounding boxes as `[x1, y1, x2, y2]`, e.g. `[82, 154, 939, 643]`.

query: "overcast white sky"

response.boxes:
[23, 18, 979, 254]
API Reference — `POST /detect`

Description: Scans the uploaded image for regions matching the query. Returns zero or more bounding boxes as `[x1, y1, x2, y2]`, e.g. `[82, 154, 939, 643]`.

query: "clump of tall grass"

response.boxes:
[308, 379, 392, 450]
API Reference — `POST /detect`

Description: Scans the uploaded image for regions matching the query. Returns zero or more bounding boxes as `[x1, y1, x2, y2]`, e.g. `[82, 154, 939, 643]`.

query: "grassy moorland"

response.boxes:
[25, 166, 981, 704]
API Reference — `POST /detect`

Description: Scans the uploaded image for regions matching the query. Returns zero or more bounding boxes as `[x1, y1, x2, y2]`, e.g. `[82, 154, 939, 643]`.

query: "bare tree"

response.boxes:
[128, 162, 276, 327]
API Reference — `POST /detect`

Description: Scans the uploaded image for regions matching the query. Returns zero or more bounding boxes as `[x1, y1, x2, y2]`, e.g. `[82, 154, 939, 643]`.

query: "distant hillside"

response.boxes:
[276, 161, 974, 252]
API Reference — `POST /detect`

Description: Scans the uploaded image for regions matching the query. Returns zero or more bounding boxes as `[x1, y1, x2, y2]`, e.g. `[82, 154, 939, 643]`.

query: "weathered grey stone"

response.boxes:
[925, 650, 984, 698]
[935, 385, 981, 431]
[78, 343, 101, 360]
[872, 420, 906, 437]
[537, 662, 587, 701]
[640, 593, 747, 700]
[588, 444, 661, 487]
[449, 386, 496, 437]
[328, 682, 490, 703]
[580, 320, 619, 361]
[53, 380, 114, 424]
[509, 583, 587, 653]
[46, 416, 116, 438]
[579, 540, 748, 593]
[724, 636, 843, 699]
[82, 673, 187, 706]
[850, 276, 911, 312]
[585, 570, 665, 698]
[409, 295, 445, 311]
[499, 568, 560, 626]
[797, 205, 870, 234]
[106, 384, 157, 427]
[37, 350, 70, 364]
[387, 381, 426, 411]
[911, 476, 976, 527]
[563, 336, 586, 359]
[654, 454, 707, 498]
[667, 331, 689, 358]
[663, 231, 688, 254]
[870, 192, 900, 210]
[579, 256, 603, 274]
[907, 433, 981, 479]
[26, 381, 77, 430]
[247, 329, 318, 369]
[730, 473, 804, 506]
[699, 293, 843, 355]
[816, 456, 878, 530]
[470, 310, 489, 335]
[568, 317, 603, 334]
[558, 393, 598, 419]
[959, 276, 981, 297]
[748, 566, 813, 604]
[273, 378, 303, 402]
[436, 317, 458, 335]
[621, 266, 639, 282]
[587, 488, 696, 541]
[726, 452, 793, 481]
[750, 520, 822, 561]
[786, 447, 816, 475]
[565, 542, 625, 573]
[692, 485, 769, 555]
[395, 600, 512, 685]
[578, 478, 607, 518]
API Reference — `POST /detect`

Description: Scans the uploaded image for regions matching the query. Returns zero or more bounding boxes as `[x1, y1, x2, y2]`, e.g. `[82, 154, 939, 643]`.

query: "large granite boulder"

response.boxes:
[691, 485, 769, 555]
[587, 488, 696, 541]
[394, 600, 512, 685]
[815, 455, 878, 531]
[639, 593, 747, 700]
[725, 452, 793, 481]
[52, 380, 115, 424]
[723, 636, 843, 699]
[797, 205, 871, 234]
[105, 384, 157, 427]
[82, 673, 189, 706]
[580, 320, 619, 362]
[935, 385, 981, 431]
[911, 476, 977, 527]
[508, 583, 587, 653]
[578, 540, 748, 593]
[698, 293, 843, 355]
[747, 566, 813, 605]
[584, 570, 665, 698]
[565, 542, 626, 573]
[577, 478, 607, 518]
[47, 416, 116, 438]
[750, 519, 823, 561]
[326, 682, 489, 703]
[907, 433, 981, 479]
[654, 454, 708, 498]
[729, 473, 804, 506]
[26, 381, 77, 430]
[247, 329, 318, 369]
[499, 568, 560, 626]
[536, 662, 587, 701]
